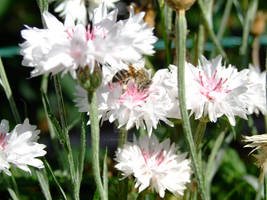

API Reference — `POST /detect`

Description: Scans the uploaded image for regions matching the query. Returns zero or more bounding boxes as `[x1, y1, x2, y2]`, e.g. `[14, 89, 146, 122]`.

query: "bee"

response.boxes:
[112, 65, 152, 91]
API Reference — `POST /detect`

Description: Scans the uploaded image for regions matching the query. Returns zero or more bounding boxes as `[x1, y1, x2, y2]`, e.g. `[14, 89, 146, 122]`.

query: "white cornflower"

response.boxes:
[88, 0, 119, 13]
[20, 3, 157, 78]
[114, 134, 192, 198]
[54, 0, 119, 24]
[241, 65, 266, 115]
[55, 0, 87, 24]
[0, 119, 46, 176]
[243, 134, 267, 181]
[74, 60, 180, 135]
[185, 55, 249, 125]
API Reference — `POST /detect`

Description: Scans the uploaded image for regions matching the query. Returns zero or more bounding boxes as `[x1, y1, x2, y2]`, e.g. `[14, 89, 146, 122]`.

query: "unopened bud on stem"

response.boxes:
[164, 0, 195, 12]
[77, 64, 102, 102]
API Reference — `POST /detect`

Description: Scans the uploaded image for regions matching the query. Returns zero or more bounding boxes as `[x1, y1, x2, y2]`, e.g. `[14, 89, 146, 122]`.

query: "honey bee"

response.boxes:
[112, 65, 152, 91]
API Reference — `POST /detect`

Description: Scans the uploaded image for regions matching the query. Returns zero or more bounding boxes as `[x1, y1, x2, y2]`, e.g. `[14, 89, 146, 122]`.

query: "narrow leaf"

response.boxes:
[7, 188, 19, 200]
[44, 159, 68, 200]
[35, 168, 52, 200]
[41, 91, 67, 147]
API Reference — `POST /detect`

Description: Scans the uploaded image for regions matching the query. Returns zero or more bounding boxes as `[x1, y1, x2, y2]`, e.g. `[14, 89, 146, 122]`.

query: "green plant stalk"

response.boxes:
[103, 148, 108, 198]
[194, 24, 205, 66]
[175, 11, 208, 200]
[161, 4, 171, 66]
[0, 57, 21, 124]
[78, 113, 86, 186]
[118, 126, 128, 200]
[194, 119, 207, 151]
[89, 91, 107, 200]
[265, 52, 267, 132]
[118, 126, 128, 148]
[211, 0, 233, 58]
[53, 75, 79, 200]
[264, 174, 267, 200]
[198, 0, 226, 59]
[239, 0, 258, 56]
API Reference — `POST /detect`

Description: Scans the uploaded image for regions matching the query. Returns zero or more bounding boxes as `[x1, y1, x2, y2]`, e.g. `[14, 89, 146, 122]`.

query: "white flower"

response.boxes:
[243, 134, 267, 181]
[114, 134, 192, 198]
[88, 0, 119, 13]
[20, 4, 157, 78]
[184, 55, 249, 125]
[241, 65, 266, 115]
[0, 119, 46, 176]
[55, 0, 119, 24]
[74, 61, 180, 135]
[55, 0, 87, 24]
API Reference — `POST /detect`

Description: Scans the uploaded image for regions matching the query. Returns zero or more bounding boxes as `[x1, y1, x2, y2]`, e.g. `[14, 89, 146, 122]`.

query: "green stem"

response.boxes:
[264, 174, 267, 200]
[89, 91, 107, 200]
[118, 126, 128, 200]
[79, 113, 86, 185]
[0, 57, 21, 124]
[194, 119, 208, 151]
[194, 24, 205, 66]
[118, 126, 128, 148]
[265, 52, 267, 132]
[239, 0, 258, 56]
[161, 4, 171, 66]
[53, 75, 78, 200]
[175, 10, 208, 200]
[10, 174, 20, 199]
[198, 0, 227, 59]
[211, 0, 233, 58]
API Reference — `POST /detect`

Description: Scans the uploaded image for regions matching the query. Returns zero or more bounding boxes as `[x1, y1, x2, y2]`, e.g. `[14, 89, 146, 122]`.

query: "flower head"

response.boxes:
[243, 134, 267, 181]
[74, 60, 180, 135]
[20, 3, 157, 78]
[114, 134, 192, 198]
[185, 55, 249, 125]
[0, 119, 46, 176]
[54, 0, 119, 24]
[240, 65, 266, 115]
[55, 0, 87, 24]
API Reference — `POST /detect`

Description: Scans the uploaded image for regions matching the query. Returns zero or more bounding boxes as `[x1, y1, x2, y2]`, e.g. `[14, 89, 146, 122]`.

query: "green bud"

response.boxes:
[77, 64, 102, 102]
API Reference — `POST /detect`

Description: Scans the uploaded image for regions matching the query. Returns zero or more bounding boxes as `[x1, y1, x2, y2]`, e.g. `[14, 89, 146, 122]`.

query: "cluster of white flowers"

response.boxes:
[19, 1, 267, 197]
[20, 3, 157, 78]
[0, 119, 46, 176]
[74, 60, 180, 135]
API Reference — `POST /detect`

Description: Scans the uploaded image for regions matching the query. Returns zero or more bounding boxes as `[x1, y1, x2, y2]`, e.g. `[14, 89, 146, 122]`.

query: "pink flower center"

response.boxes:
[118, 83, 150, 105]
[142, 149, 166, 166]
[0, 133, 7, 149]
[198, 70, 230, 100]
[66, 25, 107, 41]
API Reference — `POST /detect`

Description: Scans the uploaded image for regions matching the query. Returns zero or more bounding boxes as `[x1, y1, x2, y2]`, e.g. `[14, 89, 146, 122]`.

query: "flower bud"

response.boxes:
[77, 64, 102, 100]
[251, 11, 266, 36]
[164, 0, 195, 11]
